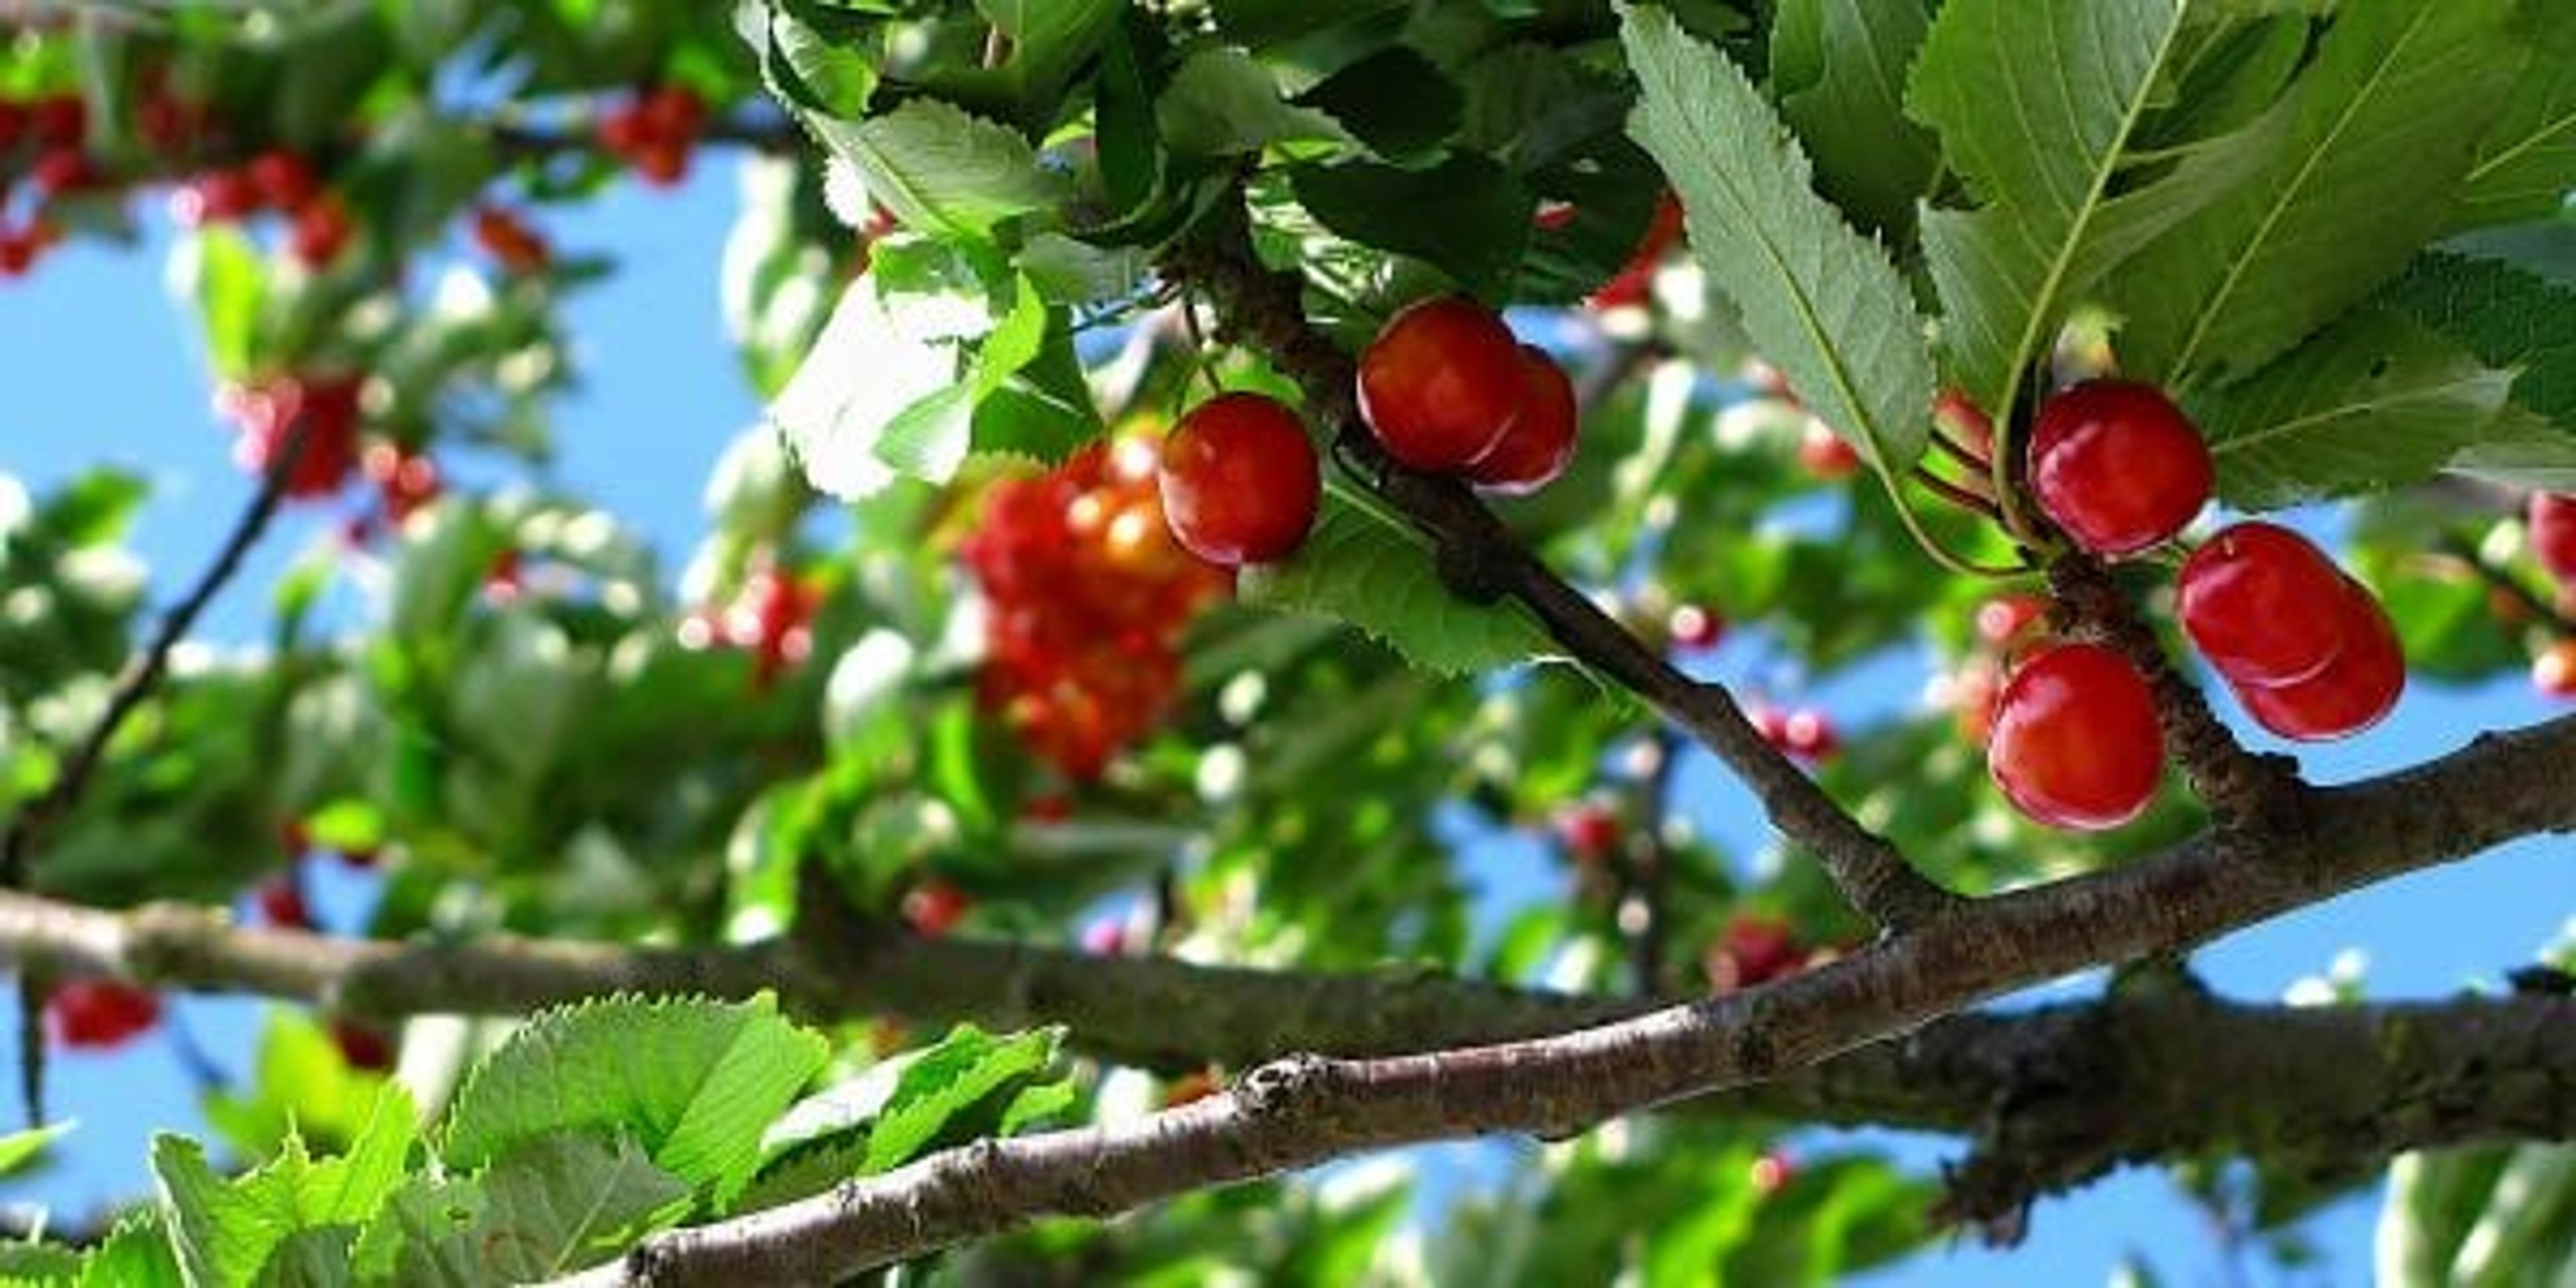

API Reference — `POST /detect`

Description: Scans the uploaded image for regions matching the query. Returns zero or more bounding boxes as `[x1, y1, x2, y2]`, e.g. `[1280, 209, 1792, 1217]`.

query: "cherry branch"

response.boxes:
[1159, 196, 1959, 933]
[541, 706, 2576, 1283]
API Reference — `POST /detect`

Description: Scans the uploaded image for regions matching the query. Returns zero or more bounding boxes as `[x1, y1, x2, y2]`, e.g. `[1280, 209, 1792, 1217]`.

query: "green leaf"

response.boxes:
[976, 0, 1122, 120]
[752, 2, 880, 119]
[1622, 3, 1934, 472]
[360, 1134, 691, 1284]
[1208, 0, 1407, 50]
[1289, 154, 1532, 299]
[1157, 48, 1356, 156]
[863, 1026, 1065, 1173]
[1238, 492, 1556, 675]
[769, 278, 965, 498]
[75, 1213, 182, 1288]
[205, 1010, 393, 1163]
[2109, 0, 2530, 386]
[812, 99, 1066, 242]
[2381, 250, 2576, 430]
[1908, 0, 2217, 419]
[189, 227, 269, 382]
[2195, 308, 2535, 508]
[1295, 46, 1464, 162]
[1770, 0, 1937, 238]
[152, 1086, 416, 1288]
[442, 994, 828, 1208]
[2455, 3, 2576, 229]
[0, 1121, 72, 1178]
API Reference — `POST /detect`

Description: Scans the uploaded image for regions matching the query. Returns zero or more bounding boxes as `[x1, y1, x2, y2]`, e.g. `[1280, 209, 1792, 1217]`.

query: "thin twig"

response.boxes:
[2438, 533, 2576, 637]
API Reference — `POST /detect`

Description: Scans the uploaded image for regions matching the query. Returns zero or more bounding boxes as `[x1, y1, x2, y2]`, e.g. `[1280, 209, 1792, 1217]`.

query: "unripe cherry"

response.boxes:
[1466, 345, 1578, 494]
[1797, 421, 1860, 480]
[1356, 296, 1524, 471]
[2234, 578, 2404, 741]
[2178, 522, 2350, 687]
[1987, 642, 2163, 830]
[1157, 392, 1320, 567]
[2029, 380, 2212, 557]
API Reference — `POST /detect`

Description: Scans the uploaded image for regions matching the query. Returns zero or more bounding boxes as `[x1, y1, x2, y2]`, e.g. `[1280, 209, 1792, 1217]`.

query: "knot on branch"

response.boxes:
[1236, 1052, 1333, 1118]
[2046, 554, 2303, 830]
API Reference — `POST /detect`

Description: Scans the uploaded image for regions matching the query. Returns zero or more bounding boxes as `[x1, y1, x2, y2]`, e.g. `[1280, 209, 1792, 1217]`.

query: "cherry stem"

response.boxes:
[1913, 466, 2001, 520]
[2438, 533, 2576, 637]
[1873, 471, 2028, 580]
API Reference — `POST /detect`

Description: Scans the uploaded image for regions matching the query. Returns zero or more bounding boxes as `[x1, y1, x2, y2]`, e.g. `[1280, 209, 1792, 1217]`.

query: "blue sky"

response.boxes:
[3, 160, 2569, 1284]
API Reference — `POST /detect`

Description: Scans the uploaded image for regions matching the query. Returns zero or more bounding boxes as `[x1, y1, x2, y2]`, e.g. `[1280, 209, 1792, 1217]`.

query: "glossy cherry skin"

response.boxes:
[2533, 639, 2576, 698]
[1988, 642, 2164, 830]
[1975, 593, 2048, 649]
[2178, 522, 2350, 687]
[2029, 380, 2213, 557]
[1668, 603, 1725, 651]
[1356, 296, 1524, 471]
[2530, 493, 2576, 586]
[1157, 392, 1320, 567]
[1467, 345, 1578, 494]
[1550, 802, 1621, 863]
[2235, 578, 2404, 741]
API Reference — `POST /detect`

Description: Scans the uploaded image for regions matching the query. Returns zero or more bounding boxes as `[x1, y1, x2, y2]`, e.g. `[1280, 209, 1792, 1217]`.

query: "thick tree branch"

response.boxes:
[1160, 197, 1958, 932]
[541, 710, 2576, 1283]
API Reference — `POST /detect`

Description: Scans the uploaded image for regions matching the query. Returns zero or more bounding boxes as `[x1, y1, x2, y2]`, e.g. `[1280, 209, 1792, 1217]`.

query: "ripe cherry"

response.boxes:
[254, 877, 311, 929]
[1705, 914, 1803, 991]
[1669, 603, 1725, 651]
[1988, 642, 2163, 830]
[1550, 801, 1621, 864]
[1587, 191, 1683, 312]
[1157, 392, 1320, 567]
[1466, 345, 1578, 495]
[1975, 593, 2047, 650]
[174, 169, 260, 226]
[902, 878, 972, 936]
[1356, 296, 1525, 471]
[248, 150, 321, 212]
[290, 194, 354, 268]
[224, 375, 363, 498]
[28, 95, 84, 149]
[364, 442, 443, 522]
[2530, 493, 2576, 586]
[331, 1019, 394, 1072]
[0, 100, 25, 152]
[31, 147, 95, 196]
[2235, 578, 2404, 741]
[2029, 380, 2212, 557]
[1780, 708, 1839, 761]
[1797, 421, 1861, 480]
[2534, 639, 2576, 698]
[46, 979, 161, 1051]
[2178, 522, 2349, 687]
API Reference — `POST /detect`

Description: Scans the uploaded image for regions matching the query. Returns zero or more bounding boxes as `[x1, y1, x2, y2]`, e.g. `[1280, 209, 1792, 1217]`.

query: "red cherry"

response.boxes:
[1751, 1151, 1796, 1197]
[225, 376, 362, 498]
[174, 169, 261, 225]
[632, 142, 688, 186]
[1797, 421, 1860, 480]
[29, 95, 84, 148]
[2029, 380, 2212, 557]
[364, 441, 443, 521]
[1975, 593, 2048, 650]
[290, 195, 354, 268]
[0, 231, 36, 278]
[1356, 296, 1525, 471]
[0, 100, 26, 151]
[902, 879, 972, 936]
[1780, 708, 1838, 761]
[1157, 392, 1320, 567]
[1988, 642, 2163, 830]
[255, 878, 311, 929]
[1550, 802, 1621, 863]
[331, 1019, 394, 1072]
[1669, 603, 1725, 651]
[2178, 522, 2350, 688]
[247, 150, 321, 212]
[1466, 345, 1580, 495]
[46, 979, 161, 1051]
[31, 147, 95, 196]
[2235, 578, 2404, 741]
[1587, 191, 1682, 311]
[642, 86, 707, 141]
[2530, 493, 2576, 586]
[1948, 661, 2002, 747]
[2533, 640, 2576, 698]
[1705, 914, 1805, 991]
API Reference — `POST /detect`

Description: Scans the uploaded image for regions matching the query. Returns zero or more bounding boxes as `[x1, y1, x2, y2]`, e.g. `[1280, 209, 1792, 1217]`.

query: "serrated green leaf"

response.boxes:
[754, 2, 879, 119]
[2110, 0, 2528, 386]
[360, 1134, 691, 1285]
[206, 1009, 392, 1163]
[1289, 154, 1532, 299]
[2196, 308, 2530, 508]
[2381, 250, 2576, 430]
[1622, 3, 1933, 472]
[1909, 0, 2218, 419]
[1295, 46, 1463, 162]
[1157, 48, 1356, 157]
[0, 1240, 81, 1282]
[75, 1213, 182, 1288]
[811, 99, 1065, 242]
[2455, 3, 2576, 229]
[153, 1085, 416, 1288]
[1771, 0, 1936, 238]
[865, 1025, 1064, 1173]
[1456, 44, 1629, 172]
[443, 994, 827, 1209]
[1238, 493, 1555, 675]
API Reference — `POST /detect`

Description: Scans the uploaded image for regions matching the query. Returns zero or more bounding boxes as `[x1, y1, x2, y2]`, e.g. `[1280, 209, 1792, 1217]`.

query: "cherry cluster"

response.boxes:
[0, 93, 90, 275]
[679, 557, 823, 691]
[1983, 380, 2404, 830]
[171, 146, 354, 269]
[1357, 296, 1581, 494]
[216, 374, 368, 500]
[597, 87, 707, 187]
[964, 437, 1232, 780]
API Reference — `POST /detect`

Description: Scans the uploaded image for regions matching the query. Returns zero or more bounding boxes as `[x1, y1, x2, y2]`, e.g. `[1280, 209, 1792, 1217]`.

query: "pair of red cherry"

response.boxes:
[1157, 296, 1581, 568]
[1988, 382, 2403, 830]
